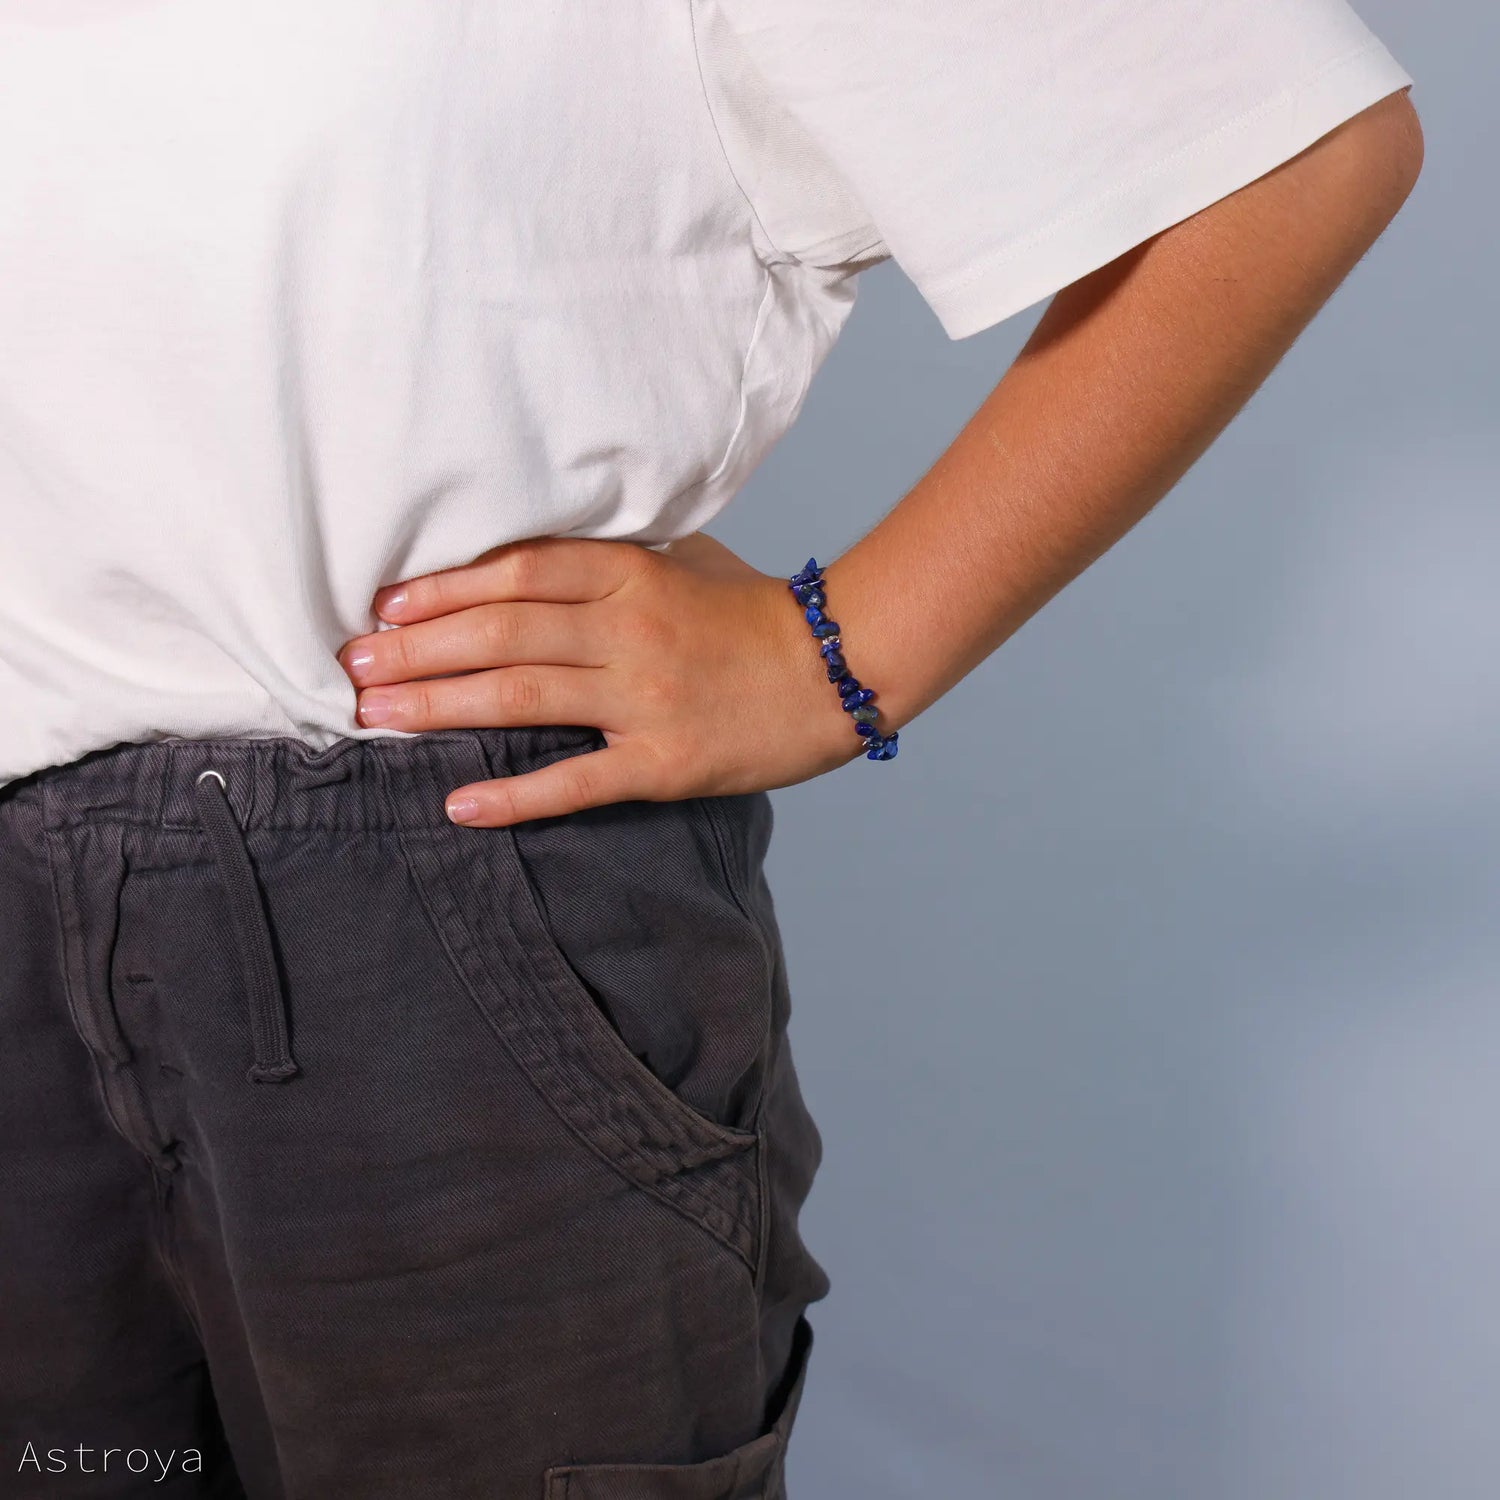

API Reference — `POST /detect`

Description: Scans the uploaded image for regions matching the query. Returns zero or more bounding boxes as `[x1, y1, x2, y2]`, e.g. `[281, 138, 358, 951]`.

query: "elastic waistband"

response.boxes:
[5, 726, 605, 833]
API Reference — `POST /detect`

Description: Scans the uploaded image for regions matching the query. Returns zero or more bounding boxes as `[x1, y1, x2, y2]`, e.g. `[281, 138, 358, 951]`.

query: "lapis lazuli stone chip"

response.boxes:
[788, 556, 900, 763]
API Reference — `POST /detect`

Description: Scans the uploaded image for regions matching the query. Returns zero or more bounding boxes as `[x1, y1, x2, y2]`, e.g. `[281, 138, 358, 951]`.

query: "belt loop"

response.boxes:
[192, 768, 300, 1085]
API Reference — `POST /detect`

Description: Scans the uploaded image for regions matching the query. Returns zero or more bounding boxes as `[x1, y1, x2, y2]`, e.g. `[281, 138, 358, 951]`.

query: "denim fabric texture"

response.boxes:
[0, 726, 827, 1498]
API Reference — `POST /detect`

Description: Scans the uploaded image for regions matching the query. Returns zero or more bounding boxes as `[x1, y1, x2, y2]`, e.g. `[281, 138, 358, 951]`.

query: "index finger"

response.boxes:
[374, 537, 648, 624]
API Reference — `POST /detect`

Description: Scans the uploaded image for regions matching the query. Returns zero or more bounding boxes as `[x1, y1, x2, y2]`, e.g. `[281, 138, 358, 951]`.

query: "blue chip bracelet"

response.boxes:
[787, 557, 899, 762]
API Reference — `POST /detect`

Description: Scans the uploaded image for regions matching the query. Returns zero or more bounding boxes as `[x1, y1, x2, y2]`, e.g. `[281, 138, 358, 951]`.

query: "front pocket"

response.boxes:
[506, 789, 778, 1134]
[544, 1317, 813, 1499]
[387, 752, 768, 1270]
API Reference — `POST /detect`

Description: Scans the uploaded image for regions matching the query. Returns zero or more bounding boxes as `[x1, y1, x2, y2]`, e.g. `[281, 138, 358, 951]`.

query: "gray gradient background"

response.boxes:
[706, 5, 1496, 1496]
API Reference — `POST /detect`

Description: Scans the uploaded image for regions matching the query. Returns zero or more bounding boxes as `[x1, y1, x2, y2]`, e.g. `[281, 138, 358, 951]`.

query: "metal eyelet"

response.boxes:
[195, 769, 228, 790]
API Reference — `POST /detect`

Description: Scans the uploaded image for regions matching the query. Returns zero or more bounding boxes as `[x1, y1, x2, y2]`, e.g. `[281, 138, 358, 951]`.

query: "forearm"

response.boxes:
[340, 96, 1425, 820]
[825, 90, 1424, 734]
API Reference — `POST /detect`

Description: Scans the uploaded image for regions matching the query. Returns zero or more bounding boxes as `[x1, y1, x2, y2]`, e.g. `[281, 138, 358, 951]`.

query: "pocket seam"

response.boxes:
[542, 1315, 813, 1498]
[498, 815, 761, 1156]
[390, 821, 763, 1272]
[693, 795, 756, 925]
[693, 792, 780, 1111]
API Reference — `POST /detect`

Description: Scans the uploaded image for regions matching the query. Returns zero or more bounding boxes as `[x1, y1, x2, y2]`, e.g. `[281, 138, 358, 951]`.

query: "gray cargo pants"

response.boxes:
[0, 726, 827, 1498]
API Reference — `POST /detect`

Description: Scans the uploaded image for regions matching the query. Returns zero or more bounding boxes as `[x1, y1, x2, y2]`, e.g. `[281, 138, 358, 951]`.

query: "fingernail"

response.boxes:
[343, 647, 375, 680]
[375, 587, 407, 617]
[357, 690, 396, 726]
[446, 797, 481, 824]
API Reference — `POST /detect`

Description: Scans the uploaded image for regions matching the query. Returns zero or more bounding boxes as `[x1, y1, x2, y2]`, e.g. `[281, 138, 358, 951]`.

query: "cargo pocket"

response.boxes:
[543, 1317, 813, 1499]
[386, 738, 772, 1271]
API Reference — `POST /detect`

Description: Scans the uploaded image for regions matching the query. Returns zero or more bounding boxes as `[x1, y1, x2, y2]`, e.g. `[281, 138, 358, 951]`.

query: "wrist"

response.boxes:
[756, 568, 859, 767]
[783, 555, 906, 761]
[814, 554, 924, 735]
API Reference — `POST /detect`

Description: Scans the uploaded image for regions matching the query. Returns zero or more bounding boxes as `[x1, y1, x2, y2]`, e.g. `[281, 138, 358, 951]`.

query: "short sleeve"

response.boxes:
[691, 0, 1414, 339]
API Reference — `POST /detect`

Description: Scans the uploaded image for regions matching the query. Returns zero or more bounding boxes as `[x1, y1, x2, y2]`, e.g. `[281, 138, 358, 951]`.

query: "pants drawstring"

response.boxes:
[192, 769, 300, 1085]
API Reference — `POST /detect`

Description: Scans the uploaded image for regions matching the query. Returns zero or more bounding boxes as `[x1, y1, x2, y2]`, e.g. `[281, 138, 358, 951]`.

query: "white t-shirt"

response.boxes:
[0, 1, 1411, 786]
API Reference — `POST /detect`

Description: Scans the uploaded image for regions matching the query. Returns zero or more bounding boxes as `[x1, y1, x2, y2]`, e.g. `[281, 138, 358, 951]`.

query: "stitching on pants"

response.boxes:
[401, 828, 761, 1270]
[371, 747, 762, 1271]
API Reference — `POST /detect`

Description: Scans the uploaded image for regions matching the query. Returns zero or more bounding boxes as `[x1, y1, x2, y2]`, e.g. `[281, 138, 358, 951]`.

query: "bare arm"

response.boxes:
[824, 89, 1425, 736]
[338, 90, 1425, 824]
